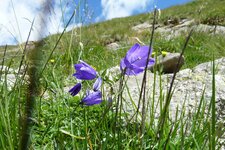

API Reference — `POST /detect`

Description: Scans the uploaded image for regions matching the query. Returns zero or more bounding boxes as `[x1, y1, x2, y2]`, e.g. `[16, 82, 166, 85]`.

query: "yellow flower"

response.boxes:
[151, 52, 155, 57]
[91, 65, 97, 70]
[50, 59, 55, 63]
[162, 51, 168, 57]
[152, 51, 168, 57]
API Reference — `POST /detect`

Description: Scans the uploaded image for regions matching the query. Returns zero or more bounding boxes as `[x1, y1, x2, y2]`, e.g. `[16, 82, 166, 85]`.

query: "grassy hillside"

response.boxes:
[36, 0, 225, 71]
[77, 0, 225, 69]
[1, 0, 225, 72]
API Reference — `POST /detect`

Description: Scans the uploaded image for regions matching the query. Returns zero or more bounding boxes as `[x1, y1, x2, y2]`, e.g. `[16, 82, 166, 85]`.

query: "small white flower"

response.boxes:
[79, 42, 84, 50]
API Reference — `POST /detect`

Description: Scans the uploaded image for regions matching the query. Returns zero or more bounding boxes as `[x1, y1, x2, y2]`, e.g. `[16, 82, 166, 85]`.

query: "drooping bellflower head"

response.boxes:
[93, 77, 102, 91]
[73, 60, 97, 80]
[69, 83, 82, 96]
[81, 90, 102, 106]
[120, 43, 155, 75]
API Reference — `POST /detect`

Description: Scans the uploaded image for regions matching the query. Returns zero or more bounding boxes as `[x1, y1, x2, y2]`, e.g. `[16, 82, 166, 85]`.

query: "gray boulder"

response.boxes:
[106, 42, 120, 50]
[150, 53, 184, 74]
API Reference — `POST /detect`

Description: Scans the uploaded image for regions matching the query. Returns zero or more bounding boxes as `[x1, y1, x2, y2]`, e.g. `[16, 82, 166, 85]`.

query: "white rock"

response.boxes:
[15, 65, 27, 74]
[0, 74, 16, 89]
[106, 42, 120, 50]
[132, 22, 152, 32]
[150, 53, 185, 73]
[133, 19, 225, 39]
[193, 24, 225, 34]
[0, 65, 14, 74]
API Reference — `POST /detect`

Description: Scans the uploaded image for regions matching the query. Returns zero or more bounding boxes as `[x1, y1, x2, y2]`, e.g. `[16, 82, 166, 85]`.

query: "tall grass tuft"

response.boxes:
[210, 55, 216, 150]
[157, 28, 194, 146]
[138, 8, 157, 148]
[19, 1, 52, 149]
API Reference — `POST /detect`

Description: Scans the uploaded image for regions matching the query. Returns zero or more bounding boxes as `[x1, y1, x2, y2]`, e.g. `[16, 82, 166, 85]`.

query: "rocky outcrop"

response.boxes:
[132, 19, 225, 39]
[193, 24, 225, 34]
[131, 22, 156, 33]
[106, 58, 225, 148]
[0, 65, 28, 90]
[150, 53, 185, 73]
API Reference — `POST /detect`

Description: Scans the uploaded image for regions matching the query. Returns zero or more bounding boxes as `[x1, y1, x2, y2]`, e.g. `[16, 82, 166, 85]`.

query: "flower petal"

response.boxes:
[124, 67, 144, 75]
[69, 83, 82, 96]
[120, 43, 155, 76]
[73, 60, 97, 80]
[81, 91, 102, 106]
[126, 44, 149, 64]
[93, 77, 102, 91]
[120, 58, 126, 71]
[125, 43, 140, 59]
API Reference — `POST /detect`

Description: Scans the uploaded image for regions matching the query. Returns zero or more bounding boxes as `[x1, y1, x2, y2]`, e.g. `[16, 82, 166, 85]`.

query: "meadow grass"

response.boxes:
[0, 0, 224, 149]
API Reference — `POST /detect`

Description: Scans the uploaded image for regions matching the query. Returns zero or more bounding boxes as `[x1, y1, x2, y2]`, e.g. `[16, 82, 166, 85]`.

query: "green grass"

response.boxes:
[0, 0, 225, 149]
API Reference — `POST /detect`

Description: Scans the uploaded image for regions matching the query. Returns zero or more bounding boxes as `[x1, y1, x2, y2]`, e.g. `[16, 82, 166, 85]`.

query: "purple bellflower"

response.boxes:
[69, 83, 82, 96]
[73, 60, 97, 80]
[81, 90, 102, 106]
[93, 77, 102, 91]
[120, 43, 155, 75]
[69, 60, 103, 106]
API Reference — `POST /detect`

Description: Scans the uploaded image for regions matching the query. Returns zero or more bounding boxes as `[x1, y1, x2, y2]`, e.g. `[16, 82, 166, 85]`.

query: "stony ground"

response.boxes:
[106, 57, 225, 119]
[106, 57, 225, 148]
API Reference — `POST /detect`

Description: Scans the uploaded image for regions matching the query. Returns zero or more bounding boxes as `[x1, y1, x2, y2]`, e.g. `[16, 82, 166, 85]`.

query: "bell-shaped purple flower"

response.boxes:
[120, 43, 155, 75]
[93, 77, 102, 91]
[69, 83, 82, 96]
[81, 90, 102, 106]
[73, 60, 97, 80]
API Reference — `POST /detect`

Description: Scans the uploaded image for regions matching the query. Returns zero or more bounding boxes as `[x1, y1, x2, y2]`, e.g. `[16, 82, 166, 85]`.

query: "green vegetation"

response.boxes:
[0, 0, 225, 149]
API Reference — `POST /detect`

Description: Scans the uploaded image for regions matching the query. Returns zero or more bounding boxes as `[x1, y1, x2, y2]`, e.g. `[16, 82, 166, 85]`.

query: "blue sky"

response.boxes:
[0, 0, 192, 46]
[89, 0, 192, 22]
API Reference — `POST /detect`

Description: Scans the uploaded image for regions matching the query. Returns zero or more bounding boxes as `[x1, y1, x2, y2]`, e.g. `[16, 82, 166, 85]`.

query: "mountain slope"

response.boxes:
[1, 0, 225, 71]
